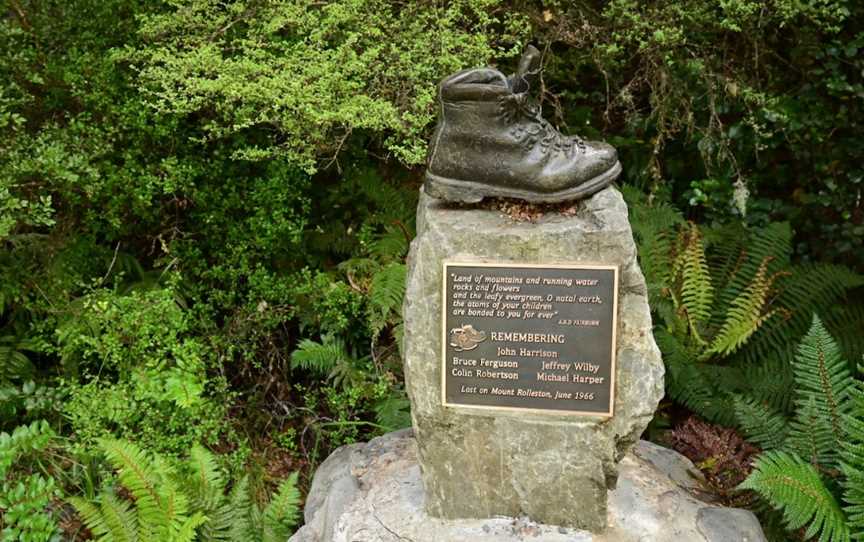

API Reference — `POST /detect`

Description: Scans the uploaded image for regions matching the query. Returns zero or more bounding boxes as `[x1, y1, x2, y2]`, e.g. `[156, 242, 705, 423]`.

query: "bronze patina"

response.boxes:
[424, 46, 621, 203]
[442, 261, 618, 416]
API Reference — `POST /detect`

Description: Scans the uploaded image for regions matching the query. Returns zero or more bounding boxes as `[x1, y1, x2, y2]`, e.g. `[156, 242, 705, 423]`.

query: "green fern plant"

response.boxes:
[290, 335, 369, 389]
[70, 440, 301, 542]
[291, 333, 410, 430]
[786, 318, 853, 469]
[250, 473, 301, 542]
[291, 166, 414, 441]
[626, 187, 864, 429]
[740, 450, 850, 542]
[842, 381, 864, 536]
[367, 262, 407, 343]
[731, 395, 788, 450]
[738, 317, 863, 542]
[70, 439, 206, 541]
[676, 223, 714, 343]
[186, 446, 300, 542]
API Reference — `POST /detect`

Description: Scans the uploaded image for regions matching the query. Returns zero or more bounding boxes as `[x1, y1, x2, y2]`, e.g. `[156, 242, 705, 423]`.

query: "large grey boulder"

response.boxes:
[400, 188, 664, 530]
[289, 430, 767, 542]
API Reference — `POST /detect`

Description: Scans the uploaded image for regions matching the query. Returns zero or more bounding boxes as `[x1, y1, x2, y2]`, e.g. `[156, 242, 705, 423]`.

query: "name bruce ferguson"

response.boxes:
[491, 331, 562, 359]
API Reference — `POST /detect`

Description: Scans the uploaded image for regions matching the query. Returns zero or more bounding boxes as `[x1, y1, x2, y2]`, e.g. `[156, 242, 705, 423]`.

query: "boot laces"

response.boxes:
[496, 92, 586, 156]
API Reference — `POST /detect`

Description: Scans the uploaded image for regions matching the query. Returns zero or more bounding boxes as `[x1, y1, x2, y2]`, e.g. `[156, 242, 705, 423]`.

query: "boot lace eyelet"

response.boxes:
[498, 93, 583, 156]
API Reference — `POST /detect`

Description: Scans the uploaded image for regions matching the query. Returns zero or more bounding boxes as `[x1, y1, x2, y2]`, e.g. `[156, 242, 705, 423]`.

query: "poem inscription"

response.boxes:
[442, 262, 618, 416]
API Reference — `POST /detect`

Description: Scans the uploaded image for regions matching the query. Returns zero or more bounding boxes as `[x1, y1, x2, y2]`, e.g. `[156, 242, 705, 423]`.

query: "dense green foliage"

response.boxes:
[740, 318, 864, 541]
[538, 0, 864, 267]
[0, 421, 60, 541]
[1, 0, 863, 540]
[627, 186, 864, 429]
[70, 439, 299, 542]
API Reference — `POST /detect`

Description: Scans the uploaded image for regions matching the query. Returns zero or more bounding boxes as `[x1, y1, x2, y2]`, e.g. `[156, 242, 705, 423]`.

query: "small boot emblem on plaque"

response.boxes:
[450, 324, 487, 351]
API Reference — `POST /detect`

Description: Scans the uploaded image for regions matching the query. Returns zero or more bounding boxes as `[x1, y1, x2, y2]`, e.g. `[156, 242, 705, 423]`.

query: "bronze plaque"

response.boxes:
[441, 262, 618, 416]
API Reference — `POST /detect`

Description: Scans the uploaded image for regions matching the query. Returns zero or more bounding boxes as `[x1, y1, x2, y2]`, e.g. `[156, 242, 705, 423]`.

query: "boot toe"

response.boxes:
[575, 140, 618, 180]
[588, 140, 618, 169]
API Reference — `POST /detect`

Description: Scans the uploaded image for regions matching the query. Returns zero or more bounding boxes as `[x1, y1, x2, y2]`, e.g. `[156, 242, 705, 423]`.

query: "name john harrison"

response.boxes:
[491, 331, 563, 359]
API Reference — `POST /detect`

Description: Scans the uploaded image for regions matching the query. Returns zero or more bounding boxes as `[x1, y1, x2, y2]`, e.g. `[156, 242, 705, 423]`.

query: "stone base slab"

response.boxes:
[289, 430, 766, 542]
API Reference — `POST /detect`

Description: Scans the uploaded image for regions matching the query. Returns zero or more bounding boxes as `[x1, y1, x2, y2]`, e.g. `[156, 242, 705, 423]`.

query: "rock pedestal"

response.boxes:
[401, 188, 664, 531]
[288, 430, 767, 542]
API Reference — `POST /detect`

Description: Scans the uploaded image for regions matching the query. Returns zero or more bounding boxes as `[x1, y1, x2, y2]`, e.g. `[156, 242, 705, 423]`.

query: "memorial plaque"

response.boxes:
[442, 261, 618, 416]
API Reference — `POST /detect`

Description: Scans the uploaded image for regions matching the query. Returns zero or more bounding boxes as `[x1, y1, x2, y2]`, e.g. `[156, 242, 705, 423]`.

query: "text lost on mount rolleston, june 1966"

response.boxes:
[442, 262, 618, 416]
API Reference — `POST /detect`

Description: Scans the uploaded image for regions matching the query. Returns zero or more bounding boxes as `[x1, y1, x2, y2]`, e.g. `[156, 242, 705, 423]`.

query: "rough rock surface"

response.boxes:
[289, 430, 767, 542]
[400, 188, 664, 530]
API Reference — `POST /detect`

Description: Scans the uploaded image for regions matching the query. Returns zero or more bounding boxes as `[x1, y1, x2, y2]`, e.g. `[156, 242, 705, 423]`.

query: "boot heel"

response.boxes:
[424, 171, 485, 203]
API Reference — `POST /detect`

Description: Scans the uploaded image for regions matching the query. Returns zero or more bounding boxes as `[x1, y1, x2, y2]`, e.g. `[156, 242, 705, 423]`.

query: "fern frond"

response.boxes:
[367, 262, 406, 339]
[174, 511, 207, 542]
[732, 395, 789, 450]
[71, 490, 141, 542]
[184, 446, 240, 541]
[98, 439, 164, 533]
[262, 472, 301, 542]
[225, 476, 253, 541]
[789, 316, 854, 469]
[842, 379, 864, 538]
[154, 453, 194, 540]
[658, 330, 735, 425]
[97, 438, 192, 540]
[70, 496, 113, 540]
[706, 258, 779, 358]
[740, 450, 850, 542]
[369, 224, 410, 262]
[626, 188, 684, 305]
[677, 223, 714, 339]
[193, 475, 252, 542]
[374, 389, 411, 431]
[743, 264, 864, 368]
[290, 337, 347, 375]
[702, 222, 748, 292]
[99, 492, 139, 542]
[188, 445, 226, 510]
[823, 297, 864, 366]
[718, 222, 792, 302]
[355, 168, 416, 223]
[786, 395, 840, 468]
[735, 355, 796, 414]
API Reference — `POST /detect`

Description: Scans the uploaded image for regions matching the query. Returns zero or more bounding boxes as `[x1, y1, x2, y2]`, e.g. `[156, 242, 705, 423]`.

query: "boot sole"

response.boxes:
[424, 161, 622, 204]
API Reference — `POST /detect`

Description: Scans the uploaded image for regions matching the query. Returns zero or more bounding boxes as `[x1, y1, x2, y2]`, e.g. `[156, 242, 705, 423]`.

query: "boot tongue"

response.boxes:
[439, 67, 509, 101]
[509, 45, 541, 94]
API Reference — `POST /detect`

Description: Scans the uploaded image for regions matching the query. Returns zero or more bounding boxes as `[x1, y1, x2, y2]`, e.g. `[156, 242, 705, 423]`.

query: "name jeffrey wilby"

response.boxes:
[493, 347, 600, 374]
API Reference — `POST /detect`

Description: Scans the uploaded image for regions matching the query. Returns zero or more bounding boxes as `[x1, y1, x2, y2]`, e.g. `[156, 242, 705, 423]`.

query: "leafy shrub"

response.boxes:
[56, 287, 229, 456]
[0, 421, 61, 542]
[124, 0, 529, 170]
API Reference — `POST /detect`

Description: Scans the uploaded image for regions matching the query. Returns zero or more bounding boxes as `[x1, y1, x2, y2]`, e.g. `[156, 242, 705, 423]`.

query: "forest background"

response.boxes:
[2, 1, 864, 541]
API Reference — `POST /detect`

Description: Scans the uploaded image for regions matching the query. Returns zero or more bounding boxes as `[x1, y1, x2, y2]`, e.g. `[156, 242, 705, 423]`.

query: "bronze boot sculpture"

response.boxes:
[424, 45, 621, 203]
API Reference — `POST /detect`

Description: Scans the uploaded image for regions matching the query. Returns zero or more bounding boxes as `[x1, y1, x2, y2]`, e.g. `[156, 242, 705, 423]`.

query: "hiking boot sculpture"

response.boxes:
[424, 45, 621, 203]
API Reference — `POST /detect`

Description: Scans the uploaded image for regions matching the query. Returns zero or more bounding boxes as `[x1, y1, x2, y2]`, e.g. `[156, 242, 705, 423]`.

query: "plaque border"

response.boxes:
[440, 260, 619, 418]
